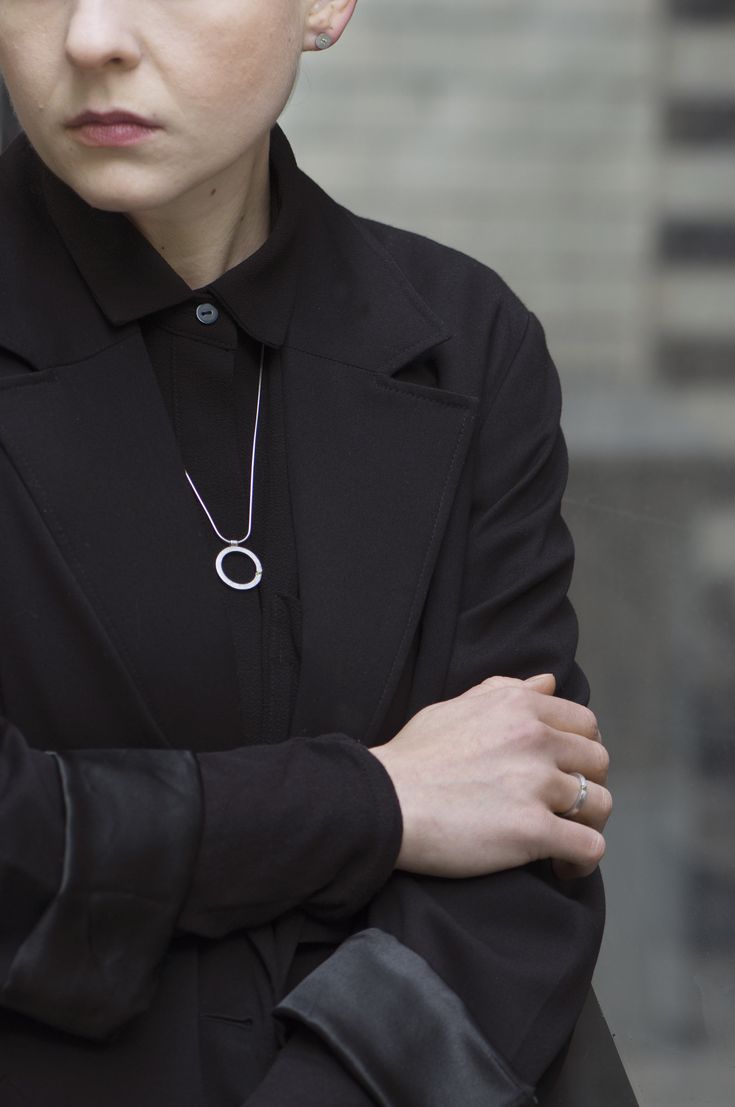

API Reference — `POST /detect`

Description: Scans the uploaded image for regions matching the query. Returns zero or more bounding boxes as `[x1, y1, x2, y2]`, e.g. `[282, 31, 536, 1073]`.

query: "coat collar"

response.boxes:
[39, 127, 304, 347]
[0, 127, 450, 375]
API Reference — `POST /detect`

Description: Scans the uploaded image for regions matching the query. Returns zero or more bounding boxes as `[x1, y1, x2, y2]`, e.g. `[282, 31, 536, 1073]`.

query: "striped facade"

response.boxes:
[659, 0, 735, 382]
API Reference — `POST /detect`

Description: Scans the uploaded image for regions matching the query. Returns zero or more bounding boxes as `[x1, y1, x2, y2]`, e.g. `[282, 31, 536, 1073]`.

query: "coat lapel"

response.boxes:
[0, 333, 244, 750]
[283, 349, 476, 744]
[277, 158, 479, 742]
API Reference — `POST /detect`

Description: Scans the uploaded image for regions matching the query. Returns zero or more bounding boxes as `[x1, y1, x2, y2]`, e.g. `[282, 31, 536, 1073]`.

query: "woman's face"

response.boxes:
[0, 0, 332, 213]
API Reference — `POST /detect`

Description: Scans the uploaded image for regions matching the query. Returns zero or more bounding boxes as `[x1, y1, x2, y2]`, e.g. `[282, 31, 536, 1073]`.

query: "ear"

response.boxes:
[302, 0, 358, 52]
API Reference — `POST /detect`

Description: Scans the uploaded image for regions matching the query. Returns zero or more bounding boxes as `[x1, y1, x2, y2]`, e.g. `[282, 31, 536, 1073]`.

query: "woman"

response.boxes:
[0, 2, 619, 1105]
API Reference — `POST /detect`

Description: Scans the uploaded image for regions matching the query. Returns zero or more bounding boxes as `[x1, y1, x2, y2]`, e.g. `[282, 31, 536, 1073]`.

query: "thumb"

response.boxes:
[524, 673, 557, 695]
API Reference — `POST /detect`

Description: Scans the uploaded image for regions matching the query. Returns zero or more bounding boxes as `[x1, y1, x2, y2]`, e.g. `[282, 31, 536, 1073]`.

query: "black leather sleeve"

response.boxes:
[275, 929, 536, 1107]
[0, 725, 202, 1039]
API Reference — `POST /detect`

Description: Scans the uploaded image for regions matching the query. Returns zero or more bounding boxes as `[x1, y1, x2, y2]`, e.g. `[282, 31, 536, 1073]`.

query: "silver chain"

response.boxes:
[184, 343, 264, 546]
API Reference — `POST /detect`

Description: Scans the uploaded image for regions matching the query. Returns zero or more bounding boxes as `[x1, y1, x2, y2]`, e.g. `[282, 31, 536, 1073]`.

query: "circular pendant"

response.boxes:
[215, 545, 263, 591]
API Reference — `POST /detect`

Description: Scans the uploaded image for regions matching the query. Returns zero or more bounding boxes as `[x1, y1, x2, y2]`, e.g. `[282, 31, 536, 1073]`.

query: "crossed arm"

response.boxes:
[0, 672, 608, 1105]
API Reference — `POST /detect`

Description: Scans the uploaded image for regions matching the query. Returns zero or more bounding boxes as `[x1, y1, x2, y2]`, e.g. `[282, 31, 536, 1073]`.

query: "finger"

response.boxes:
[523, 673, 556, 695]
[552, 858, 601, 881]
[460, 674, 527, 699]
[462, 672, 558, 700]
[536, 810, 606, 871]
[532, 695, 601, 743]
[547, 729, 610, 784]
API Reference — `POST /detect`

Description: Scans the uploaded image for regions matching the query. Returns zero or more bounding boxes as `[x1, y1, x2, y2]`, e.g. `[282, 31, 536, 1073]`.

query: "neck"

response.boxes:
[128, 138, 271, 290]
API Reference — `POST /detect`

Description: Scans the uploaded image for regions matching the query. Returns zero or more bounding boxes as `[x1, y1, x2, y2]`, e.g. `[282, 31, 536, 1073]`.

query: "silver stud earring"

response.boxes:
[315, 32, 333, 50]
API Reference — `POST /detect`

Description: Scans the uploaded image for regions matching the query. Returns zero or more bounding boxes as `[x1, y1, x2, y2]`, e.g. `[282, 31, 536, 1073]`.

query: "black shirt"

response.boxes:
[44, 127, 304, 747]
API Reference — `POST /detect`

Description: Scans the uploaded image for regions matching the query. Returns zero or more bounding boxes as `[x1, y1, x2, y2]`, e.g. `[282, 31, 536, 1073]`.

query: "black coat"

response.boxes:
[0, 131, 636, 1106]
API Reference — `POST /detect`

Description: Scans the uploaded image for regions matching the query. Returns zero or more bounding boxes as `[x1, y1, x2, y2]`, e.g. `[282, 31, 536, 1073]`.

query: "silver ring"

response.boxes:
[560, 772, 589, 818]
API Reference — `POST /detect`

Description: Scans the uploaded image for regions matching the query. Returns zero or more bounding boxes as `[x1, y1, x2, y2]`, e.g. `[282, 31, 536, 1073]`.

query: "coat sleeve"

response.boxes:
[0, 727, 201, 1039]
[0, 717, 400, 1040]
[243, 1026, 380, 1107]
[273, 311, 605, 1106]
[179, 735, 402, 937]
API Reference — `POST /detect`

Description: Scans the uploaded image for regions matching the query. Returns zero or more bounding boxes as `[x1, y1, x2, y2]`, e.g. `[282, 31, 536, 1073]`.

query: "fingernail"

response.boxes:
[525, 673, 554, 686]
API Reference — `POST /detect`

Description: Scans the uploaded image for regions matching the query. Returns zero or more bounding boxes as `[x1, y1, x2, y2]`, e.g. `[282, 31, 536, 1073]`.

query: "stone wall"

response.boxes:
[285, 0, 661, 387]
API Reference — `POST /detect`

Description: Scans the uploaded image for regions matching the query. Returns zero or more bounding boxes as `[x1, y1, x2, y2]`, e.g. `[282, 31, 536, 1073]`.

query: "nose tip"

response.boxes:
[65, 6, 141, 71]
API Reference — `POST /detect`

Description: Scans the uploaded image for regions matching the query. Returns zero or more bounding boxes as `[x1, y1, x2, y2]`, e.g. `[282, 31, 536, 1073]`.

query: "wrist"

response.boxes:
[367, 745, 420, 872]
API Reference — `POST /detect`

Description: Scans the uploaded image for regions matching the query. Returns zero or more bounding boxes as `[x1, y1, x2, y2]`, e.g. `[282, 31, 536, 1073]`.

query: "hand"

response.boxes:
[369, 674, 611, 881]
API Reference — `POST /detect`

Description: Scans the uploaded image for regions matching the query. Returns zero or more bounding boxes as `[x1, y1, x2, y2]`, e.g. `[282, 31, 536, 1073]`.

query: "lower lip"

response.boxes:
[70, 122, 160, 148]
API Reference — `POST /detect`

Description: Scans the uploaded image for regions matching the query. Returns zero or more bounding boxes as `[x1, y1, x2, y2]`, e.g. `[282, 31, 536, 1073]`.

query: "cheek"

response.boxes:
[0, 26, 62, 121]
[179, 13, 302, 120]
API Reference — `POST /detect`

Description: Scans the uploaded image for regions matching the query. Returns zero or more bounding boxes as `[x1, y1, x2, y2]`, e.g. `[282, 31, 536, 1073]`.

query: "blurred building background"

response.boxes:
[2, 1, 733, 1103]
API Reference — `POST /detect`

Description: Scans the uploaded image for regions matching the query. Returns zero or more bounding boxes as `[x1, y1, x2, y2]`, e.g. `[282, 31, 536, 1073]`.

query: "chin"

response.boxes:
[61, 164, 186, 214]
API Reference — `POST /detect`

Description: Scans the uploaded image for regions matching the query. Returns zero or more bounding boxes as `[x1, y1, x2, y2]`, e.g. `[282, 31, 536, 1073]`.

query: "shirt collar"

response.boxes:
[42, 126, 303, 348]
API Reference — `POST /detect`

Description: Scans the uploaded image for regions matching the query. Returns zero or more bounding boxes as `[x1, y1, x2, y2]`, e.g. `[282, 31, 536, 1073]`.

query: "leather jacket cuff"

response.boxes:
[1, 749, 202, 1039]
[275, 928, 536, 1107]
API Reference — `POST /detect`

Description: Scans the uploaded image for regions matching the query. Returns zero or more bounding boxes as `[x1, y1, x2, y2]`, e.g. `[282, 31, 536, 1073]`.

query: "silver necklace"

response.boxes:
[185, 344, 264, 591]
